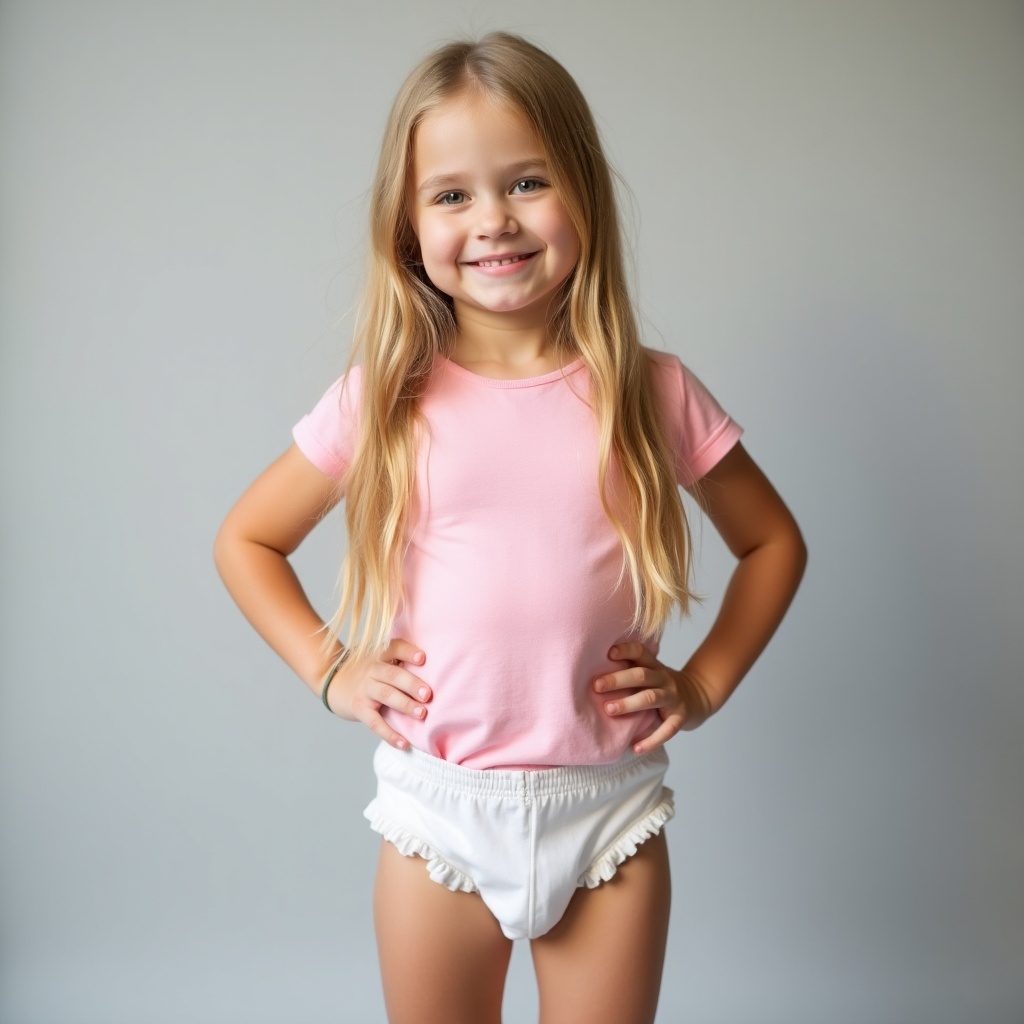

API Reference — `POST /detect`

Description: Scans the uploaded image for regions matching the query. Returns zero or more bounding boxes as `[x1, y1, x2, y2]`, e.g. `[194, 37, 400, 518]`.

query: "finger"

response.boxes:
[377, 660, 432, 703]
[608, 642, 658, 666]
[360, 705, 412, 751]
[603, 688, 665, 717]
[631, 715, 684, 754]
[371, 680, 429, 721]
[385, 637, 426, 667]
[593, 665, 650, 693]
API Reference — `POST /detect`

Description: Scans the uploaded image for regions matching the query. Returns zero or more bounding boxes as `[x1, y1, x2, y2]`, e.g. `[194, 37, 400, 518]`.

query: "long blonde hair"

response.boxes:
[330, 32, 695, 659]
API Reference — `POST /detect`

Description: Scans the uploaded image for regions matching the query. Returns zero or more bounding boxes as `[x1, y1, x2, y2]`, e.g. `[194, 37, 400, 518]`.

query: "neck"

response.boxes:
[451, 302, 566, 378]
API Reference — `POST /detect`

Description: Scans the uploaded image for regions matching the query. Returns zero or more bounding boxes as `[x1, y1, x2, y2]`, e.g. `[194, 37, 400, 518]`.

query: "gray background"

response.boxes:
[1, 2, 1022, 1022]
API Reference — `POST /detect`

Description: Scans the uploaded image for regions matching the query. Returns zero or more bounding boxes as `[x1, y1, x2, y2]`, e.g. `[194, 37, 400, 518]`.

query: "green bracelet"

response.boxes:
[320, 650, 349, 713]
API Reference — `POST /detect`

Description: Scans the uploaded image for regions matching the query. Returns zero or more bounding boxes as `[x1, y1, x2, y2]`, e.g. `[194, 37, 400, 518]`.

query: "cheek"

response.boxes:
[547, 212, 581, 269]
[416, 219, 462, 267]
[538, 202, 580, 259]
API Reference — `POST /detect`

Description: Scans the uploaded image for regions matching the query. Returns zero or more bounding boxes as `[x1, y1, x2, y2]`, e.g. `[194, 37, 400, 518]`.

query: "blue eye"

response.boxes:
[513, 179, 542, 194]
[438, 191, 466, 205]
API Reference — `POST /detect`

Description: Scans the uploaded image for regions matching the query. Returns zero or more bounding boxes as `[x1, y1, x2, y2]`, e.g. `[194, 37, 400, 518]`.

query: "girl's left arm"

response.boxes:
[594, 441, 807, 751]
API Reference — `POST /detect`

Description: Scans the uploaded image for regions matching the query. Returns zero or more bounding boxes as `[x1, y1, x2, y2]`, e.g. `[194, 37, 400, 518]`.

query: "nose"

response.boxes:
[474, 195, 518, 238]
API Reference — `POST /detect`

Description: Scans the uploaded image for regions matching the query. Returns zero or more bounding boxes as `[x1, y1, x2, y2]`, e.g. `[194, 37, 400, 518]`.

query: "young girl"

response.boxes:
[215, 32, 805, 1024]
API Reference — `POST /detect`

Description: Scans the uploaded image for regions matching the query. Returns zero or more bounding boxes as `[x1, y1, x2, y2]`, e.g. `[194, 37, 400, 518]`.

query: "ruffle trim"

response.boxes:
[578, 786, 676, 889]
[365, 803, 478, 894]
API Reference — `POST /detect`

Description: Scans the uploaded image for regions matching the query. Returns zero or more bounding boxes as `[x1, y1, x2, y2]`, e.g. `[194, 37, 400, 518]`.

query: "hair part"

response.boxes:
[328, 32, 695, 660]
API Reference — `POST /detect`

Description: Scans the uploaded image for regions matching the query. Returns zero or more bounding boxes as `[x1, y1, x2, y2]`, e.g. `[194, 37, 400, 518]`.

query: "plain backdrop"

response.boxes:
[1, 2, 1022, 1022]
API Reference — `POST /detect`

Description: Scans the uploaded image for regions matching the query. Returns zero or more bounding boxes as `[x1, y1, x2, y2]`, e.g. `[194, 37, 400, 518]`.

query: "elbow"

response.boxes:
[212, 518, 235, 584]
[787, 519, 808, 589]
[212, 529, 226, 582]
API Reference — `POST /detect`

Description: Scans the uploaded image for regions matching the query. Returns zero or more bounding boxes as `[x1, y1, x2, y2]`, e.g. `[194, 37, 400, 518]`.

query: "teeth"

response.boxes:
[476, 255, 529, 267]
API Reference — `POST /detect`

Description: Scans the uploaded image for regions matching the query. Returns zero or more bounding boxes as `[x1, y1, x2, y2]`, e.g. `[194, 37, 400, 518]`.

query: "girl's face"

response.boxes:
[408, 90, 580, 329]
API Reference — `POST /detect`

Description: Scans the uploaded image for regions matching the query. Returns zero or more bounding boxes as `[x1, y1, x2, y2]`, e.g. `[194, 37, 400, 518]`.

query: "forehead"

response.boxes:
[412, 91, 545, 177]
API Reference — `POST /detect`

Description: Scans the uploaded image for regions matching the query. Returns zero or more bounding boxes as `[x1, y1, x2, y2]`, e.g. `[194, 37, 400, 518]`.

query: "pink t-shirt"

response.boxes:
[293, 349, 742, 769]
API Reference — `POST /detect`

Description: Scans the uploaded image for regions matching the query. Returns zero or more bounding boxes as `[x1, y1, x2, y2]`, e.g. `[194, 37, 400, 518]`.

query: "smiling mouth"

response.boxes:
[467, 253, 536, 267]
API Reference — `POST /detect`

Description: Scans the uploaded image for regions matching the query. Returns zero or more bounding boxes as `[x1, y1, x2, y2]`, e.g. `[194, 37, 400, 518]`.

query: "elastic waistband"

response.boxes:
[373, 741, 668, 799]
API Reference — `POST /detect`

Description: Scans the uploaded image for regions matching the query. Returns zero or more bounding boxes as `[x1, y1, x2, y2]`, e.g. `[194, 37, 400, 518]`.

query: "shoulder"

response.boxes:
[642, 347, 681, 371]
[641, 346, 691, 403]
[291, 363, 365, 479]
[306, 363, 365, 423]
[324, 362, 365, 405]
[642, 346, 681, 379]
[641, 345, 726, 408]
[641, 346, 744, 484]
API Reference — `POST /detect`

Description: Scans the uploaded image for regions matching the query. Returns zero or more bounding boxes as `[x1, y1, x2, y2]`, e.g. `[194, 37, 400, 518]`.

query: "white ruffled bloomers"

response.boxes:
[364, 741, 674, 940]
[367, 785, 674, 894]
[577, 787, 675, 888]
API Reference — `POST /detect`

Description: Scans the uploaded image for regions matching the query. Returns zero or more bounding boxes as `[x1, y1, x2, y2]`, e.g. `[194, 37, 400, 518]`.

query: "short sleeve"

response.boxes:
[647, 350, 743, 486]
[291, 365, 363, 479]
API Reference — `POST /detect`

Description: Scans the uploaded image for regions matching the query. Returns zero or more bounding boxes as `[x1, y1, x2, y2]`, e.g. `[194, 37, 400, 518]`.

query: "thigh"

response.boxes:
[373, 840, 513, 1024]
[530, 831, 671, 1024]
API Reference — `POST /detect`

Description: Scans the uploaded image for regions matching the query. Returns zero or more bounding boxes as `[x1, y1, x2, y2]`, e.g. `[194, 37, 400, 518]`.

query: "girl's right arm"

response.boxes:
[213, 444, 430, 747]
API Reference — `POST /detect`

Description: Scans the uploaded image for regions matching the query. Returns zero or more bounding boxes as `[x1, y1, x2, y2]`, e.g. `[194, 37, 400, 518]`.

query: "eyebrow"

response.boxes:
[415, 159, 549, 197]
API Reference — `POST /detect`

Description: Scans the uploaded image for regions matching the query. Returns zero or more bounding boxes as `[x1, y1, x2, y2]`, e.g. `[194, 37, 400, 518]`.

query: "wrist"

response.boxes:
[320, 648, 350, 714]
[675, 665, 717, 730]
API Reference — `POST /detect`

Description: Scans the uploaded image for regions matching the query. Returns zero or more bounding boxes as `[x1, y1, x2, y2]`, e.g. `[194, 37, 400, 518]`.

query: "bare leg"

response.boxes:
[530, 831, 671, 1024]
[373, 840, 514, 1024]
